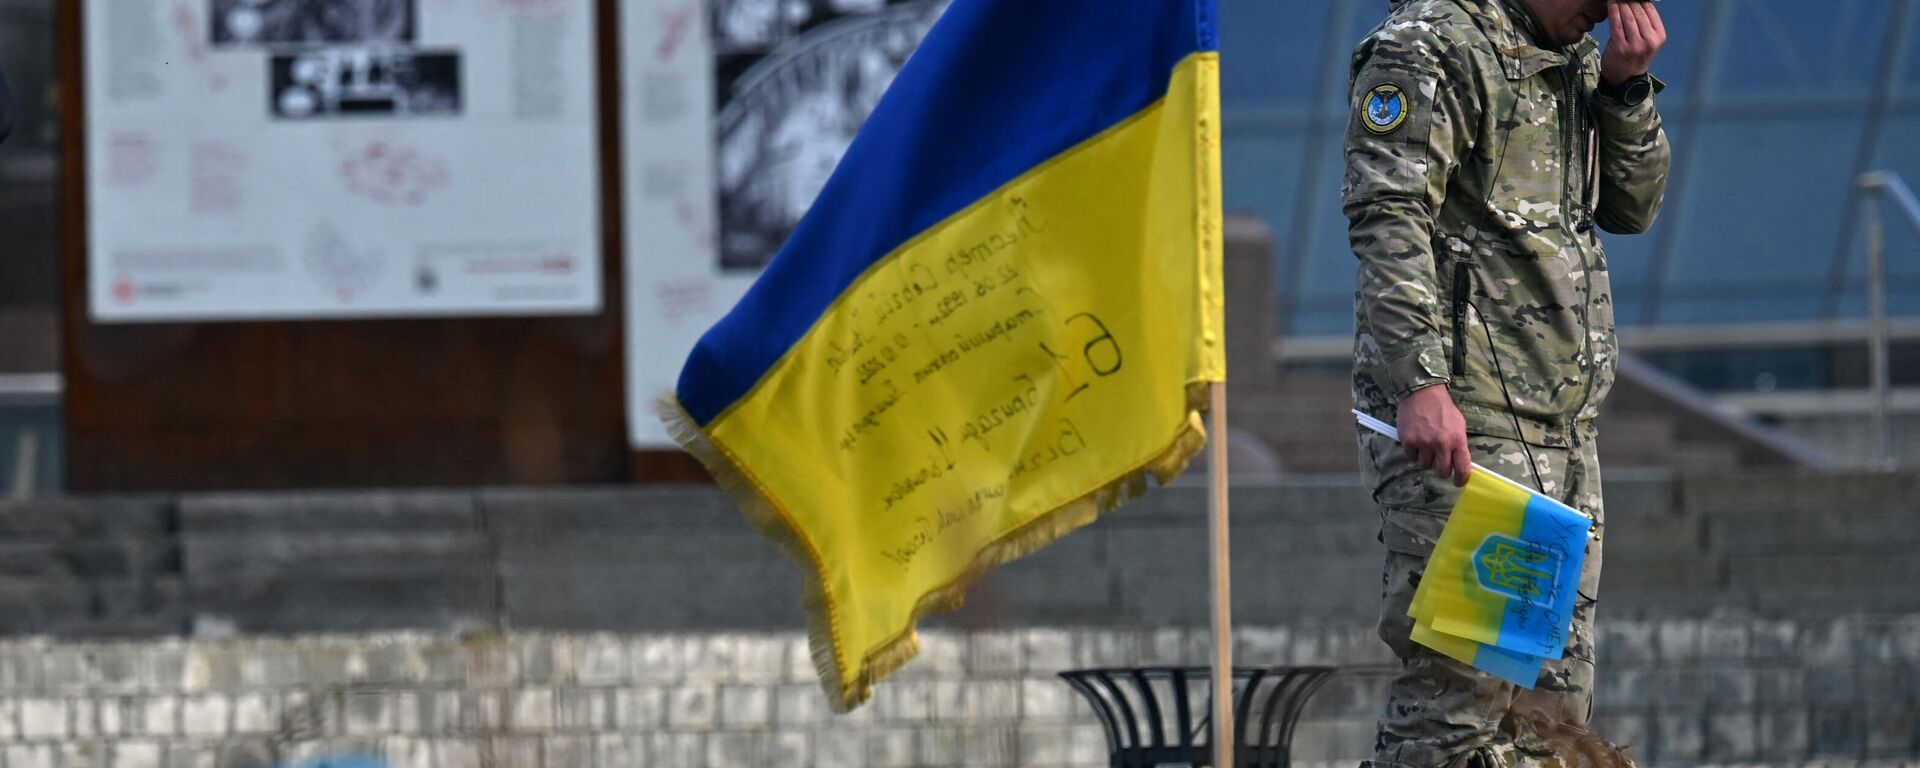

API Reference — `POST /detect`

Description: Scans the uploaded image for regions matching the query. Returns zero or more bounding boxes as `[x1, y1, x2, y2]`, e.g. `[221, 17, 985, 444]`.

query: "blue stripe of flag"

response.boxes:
[1498, 492, 1592, 659]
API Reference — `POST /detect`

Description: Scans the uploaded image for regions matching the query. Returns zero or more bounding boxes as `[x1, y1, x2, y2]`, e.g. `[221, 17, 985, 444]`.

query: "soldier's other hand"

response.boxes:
[1601, 0, 1666, 85]
[1398, 384, 1472, 487]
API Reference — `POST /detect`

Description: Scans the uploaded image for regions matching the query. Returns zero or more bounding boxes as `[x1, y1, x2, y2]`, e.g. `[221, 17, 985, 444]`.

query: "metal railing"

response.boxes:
[1859, 172, 1920, 471]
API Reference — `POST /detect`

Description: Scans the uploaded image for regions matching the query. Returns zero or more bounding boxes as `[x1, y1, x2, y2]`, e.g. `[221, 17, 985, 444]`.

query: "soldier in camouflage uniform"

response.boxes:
[1346, 0, 1670, 765]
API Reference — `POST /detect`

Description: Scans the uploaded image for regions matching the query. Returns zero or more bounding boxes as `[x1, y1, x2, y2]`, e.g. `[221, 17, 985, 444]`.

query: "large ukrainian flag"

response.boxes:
[661, 0, 1225, 711]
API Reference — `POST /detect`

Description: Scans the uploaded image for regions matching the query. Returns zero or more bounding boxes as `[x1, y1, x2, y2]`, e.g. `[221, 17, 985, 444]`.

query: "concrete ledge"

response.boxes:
[180, 492, 494, 635]
[0, 472, 1913, 638]
[0, 496, 171, 537]
[181, 491, 481, 530]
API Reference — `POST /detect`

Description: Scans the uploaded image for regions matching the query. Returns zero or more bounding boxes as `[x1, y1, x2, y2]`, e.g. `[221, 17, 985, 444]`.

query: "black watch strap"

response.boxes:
[1596, 73, 1654, 106]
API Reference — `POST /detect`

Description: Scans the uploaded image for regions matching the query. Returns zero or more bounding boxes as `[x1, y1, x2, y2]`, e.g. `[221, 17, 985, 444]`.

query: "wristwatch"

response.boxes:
[1595, 73, 1655, 107]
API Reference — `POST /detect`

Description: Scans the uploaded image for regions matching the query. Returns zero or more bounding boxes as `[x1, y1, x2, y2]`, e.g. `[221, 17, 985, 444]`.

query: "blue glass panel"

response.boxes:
[1871, 115, 1920, 177]
[1287, 297, 1353, 336]
[1820, 284, 1920, 318]
[1220, 0, 1329, 109]
[1292, 292, 1357, 336]
[1599, 232, 1657, 327]
[1602, 112, 1691, 326]
[1300, 128, 1361, 317]
[1653, 113, 1693, 166]
[1222, 129, 1308, 325]
[1592, 211, 1669, 292]
[1642, 347, 1832, 392]
[1346, 0, 1386, 51]
[1715, 0, 1889, 102]
[1592, 1, 1709, 95]
[1222, 131, 1307, 238]
[1814, 114, 1920, 319]
[1661, 118, 1863, 310]
[1906, 5, 1920, 95]
[1870, 115, 1920, 282]
[1866, 114, 1920, 266]
[1656, 291, 1825, 324]
[1833, 287, 1920, 318]
[1610, 281, 1651, 328]
[1829, 237, 1920, 321]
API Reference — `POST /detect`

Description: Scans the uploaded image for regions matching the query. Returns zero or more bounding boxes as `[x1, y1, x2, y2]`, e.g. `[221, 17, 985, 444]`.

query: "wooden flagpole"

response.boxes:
[1208, 380, 1235, 768]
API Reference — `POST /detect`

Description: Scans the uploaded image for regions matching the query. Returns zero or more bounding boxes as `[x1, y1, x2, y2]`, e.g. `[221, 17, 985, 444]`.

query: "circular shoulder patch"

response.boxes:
[1361, 83, 1410, 135]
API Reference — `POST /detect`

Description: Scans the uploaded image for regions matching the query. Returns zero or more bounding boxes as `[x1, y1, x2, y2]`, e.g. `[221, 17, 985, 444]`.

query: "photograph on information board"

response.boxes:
[270, 47, 461, 119]
[211, 0, 417, 46]
[85, 0, 600, 321]
[711, 0, 947, 271]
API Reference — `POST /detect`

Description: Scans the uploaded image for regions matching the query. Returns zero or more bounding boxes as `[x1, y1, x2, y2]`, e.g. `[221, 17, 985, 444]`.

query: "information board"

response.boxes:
[84, 0, 603, 321]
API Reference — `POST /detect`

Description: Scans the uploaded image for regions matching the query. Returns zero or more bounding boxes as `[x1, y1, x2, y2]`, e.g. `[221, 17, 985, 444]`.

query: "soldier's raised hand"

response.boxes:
[1601, 0, 1666, 85]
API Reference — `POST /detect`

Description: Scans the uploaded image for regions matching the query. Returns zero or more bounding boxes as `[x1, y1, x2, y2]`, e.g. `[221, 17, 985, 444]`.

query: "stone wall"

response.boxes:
[0, 617, 1916, 767]
[2, 471, 1919, 766]
[8, 472, 1920, 636]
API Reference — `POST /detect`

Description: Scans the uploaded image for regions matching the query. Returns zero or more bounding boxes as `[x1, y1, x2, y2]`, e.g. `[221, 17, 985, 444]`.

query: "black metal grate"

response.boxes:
[1058, 666, 1338, 768]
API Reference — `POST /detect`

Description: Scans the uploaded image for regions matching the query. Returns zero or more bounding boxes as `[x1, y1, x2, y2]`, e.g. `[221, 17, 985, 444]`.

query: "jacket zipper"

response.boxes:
[1451, 261, 1471, 377]
[1565, 53, 1602, 428]
[1563, 57, 1593, 235]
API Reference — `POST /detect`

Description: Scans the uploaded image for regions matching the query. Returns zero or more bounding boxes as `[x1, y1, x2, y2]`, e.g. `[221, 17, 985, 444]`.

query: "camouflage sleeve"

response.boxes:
[1593, 75, 1671, 235]
[1343, 26, 1481, 400]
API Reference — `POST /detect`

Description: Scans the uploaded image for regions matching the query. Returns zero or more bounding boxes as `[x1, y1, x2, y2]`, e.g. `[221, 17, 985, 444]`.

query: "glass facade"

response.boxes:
[1221, 0, 1920, 336]
[0, 1, 1914, 374]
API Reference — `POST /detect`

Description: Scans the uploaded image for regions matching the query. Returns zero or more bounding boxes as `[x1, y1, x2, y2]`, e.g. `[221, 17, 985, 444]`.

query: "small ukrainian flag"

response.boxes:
[1356, 411, 1594, 688]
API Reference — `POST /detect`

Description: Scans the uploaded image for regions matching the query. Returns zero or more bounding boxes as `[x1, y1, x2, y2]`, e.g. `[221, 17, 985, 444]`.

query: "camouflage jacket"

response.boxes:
[1348, 0, 1670, 448]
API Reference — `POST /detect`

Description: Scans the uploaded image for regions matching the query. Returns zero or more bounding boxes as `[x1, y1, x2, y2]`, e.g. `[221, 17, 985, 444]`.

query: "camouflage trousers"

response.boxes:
[1356, 423, 1607, 768]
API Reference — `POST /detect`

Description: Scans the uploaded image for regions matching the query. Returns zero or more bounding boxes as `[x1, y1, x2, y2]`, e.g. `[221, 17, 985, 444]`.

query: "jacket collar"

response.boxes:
[1378, 0, 1596, 80]
[1454, 0, 1596, 80]
[1501, 0, 1552, 47]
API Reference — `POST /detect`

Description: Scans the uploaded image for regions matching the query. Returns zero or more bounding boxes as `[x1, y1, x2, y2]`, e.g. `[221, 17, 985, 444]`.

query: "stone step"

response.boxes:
[0, 497, 171, 537]
[1680, 472, 1920, 515]
[0, 539, 178, 578]
[1667, 441, 1747, 471]
[1595, 413, 1679, 467]
[1601, 512, 1707, 558]
[183, 531, 488, 575]
[1273, 374, 1355, 402]
[1711, 508, 1920, 555]
[1732, 554, 1920, 616]
[1600, 554, 1730, 595]
[1230, 399, 1356, 432]
[182, 492, 478, 531]
[0, 577, 88, 634]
